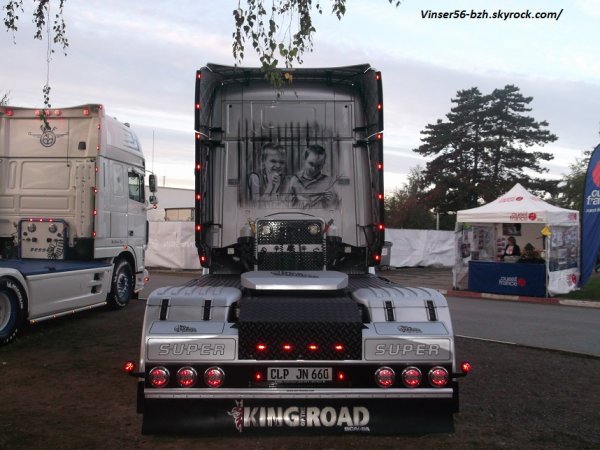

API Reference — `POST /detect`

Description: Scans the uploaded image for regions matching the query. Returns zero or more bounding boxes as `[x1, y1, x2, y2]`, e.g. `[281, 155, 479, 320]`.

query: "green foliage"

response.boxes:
[556, 150, 592, 211]
[414, 85, 558, 214]
[3, 0, 68, 51]
[385, 166, 438, 230]
[232, 1, 401, 88]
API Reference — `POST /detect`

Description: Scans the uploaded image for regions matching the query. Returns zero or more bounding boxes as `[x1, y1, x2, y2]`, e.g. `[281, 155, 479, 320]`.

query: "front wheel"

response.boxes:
[0, 277, 26, 345]
[107, 260, 133, 309]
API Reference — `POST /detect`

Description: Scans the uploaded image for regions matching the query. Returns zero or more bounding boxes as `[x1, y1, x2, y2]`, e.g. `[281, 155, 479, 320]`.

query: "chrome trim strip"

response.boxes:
[144, 387, 454, 400]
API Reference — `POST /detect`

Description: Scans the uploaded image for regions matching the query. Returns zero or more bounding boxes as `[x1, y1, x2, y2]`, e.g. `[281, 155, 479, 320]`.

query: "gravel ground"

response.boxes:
[1, 299, 599, 449]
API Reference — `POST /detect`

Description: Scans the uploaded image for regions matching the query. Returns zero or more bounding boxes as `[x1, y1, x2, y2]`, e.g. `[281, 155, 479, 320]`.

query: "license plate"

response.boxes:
[267, 367, 332, 383]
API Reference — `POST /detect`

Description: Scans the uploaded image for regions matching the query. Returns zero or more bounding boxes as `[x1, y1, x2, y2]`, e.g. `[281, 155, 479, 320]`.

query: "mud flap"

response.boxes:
[142, 398, 454, 435]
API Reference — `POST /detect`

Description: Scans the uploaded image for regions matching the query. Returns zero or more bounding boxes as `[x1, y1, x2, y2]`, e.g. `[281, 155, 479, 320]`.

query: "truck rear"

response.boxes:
[0, 104, 155, 344]
[129, 64, 469, 434]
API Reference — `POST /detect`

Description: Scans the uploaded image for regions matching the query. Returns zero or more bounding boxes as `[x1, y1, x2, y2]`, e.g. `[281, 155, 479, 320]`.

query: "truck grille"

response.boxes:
[238, 295, 362, 360]
[255, 219, 325, 271]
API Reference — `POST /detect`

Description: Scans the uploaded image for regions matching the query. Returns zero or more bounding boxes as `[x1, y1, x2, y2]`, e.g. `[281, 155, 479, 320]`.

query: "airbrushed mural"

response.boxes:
[241, 126, 343, 210]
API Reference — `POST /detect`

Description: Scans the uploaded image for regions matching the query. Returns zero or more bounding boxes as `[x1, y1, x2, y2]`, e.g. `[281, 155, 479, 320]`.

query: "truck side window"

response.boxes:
[128, 171, 144, 203]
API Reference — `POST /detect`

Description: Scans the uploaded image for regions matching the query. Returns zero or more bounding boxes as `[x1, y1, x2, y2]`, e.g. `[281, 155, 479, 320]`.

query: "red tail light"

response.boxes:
[148, 366, 170, 388]
[176, 367, 198, 388]
[401, 366, 422, 388]
[374, 366, 395, 388]
[123, 361, 136, 374]
[204, 367, 225, 388]
[428, 366, 449, 387]
[461, 361, 472, 375]
[256, 343, 267, 352]
[282, 343, 294, 352]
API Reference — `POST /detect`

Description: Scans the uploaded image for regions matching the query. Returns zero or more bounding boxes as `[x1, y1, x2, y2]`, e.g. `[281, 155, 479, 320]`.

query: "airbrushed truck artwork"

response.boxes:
[125, 64, 470, 434]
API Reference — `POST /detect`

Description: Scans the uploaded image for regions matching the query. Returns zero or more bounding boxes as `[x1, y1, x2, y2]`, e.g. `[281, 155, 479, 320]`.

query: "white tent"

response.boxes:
[453, 183, 580, 296]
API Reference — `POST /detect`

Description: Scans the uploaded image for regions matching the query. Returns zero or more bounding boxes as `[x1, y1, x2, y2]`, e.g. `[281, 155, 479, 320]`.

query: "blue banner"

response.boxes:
[581, 143, 600, 286]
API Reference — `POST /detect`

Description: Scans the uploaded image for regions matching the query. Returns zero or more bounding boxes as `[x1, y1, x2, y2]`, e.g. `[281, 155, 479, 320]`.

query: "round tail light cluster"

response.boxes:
[148, 366, 226, 388]
[374, 366, 451, 389]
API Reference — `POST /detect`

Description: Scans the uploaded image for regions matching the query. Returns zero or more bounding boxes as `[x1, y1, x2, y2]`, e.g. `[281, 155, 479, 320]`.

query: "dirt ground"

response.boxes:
[1, 298, 599, 450]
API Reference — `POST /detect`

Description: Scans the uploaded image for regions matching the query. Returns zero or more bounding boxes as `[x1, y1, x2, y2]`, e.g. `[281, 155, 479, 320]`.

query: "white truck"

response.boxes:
[0, 104, 157, 345]
[127, 64, 469, 434]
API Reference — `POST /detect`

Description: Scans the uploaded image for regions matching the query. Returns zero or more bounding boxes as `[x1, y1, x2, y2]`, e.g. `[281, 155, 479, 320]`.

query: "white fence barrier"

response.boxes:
[146, 223, 455, 269]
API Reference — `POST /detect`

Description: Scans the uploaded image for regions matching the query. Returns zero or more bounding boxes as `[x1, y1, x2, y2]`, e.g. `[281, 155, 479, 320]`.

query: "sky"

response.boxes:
[1, 0, 599, 192]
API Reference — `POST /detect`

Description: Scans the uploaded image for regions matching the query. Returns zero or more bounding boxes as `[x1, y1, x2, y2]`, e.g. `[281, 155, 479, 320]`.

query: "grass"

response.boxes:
[562, 270, 600, 301]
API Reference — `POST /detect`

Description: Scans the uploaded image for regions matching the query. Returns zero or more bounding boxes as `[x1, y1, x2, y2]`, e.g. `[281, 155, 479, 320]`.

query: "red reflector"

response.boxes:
[123, 361, 136, 374]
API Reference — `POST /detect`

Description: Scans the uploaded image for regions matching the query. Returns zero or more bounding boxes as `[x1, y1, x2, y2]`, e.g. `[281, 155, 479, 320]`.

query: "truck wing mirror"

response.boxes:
[149, 174, 157, 193]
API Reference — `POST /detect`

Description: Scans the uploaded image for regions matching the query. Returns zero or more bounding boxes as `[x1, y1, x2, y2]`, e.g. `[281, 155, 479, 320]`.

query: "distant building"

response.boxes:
[146, 186, 194, 221]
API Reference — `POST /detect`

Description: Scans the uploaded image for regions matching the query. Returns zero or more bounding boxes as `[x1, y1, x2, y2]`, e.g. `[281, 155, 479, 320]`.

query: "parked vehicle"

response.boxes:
[127, 64, 469, 434]
[0, 104, 157, 345]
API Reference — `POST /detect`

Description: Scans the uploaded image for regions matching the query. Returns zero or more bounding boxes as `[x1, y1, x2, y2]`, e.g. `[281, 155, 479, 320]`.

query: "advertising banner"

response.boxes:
[581, 143, 600, 286]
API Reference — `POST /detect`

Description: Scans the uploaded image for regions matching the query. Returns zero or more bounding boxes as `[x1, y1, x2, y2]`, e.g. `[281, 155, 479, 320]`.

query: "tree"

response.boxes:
[232, 0, 401, 87]
[556, 150, 591, 211]
[1, 91, 9, 105]
[385, 166, 436, 229]
[3, 0, 68, 114]
[414, 85, 558, 214]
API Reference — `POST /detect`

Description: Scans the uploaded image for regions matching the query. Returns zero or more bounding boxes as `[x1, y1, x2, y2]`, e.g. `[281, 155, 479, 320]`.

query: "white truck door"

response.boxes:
[126, 169, 146, 267]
